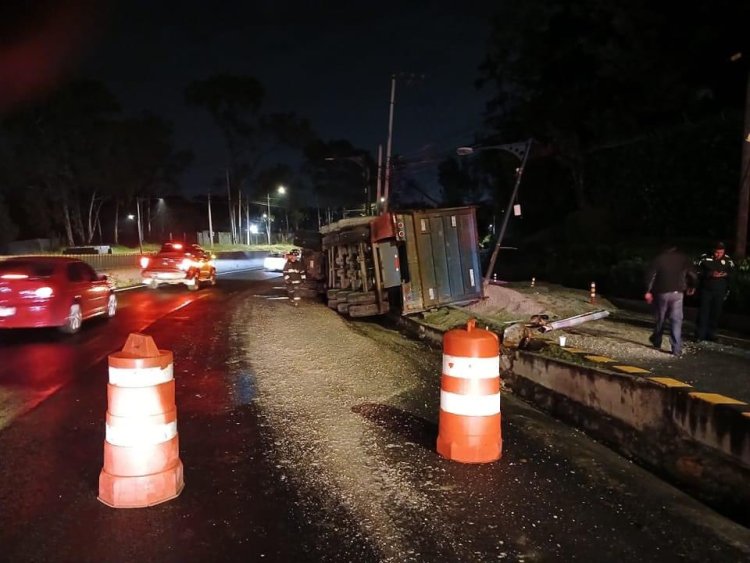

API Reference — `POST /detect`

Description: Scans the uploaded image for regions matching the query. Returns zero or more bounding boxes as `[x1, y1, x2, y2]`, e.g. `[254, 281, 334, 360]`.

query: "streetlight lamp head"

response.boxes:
[278, 186, 286, 194]
[127, 214, 135, 220]
[456, 147, 475, 156]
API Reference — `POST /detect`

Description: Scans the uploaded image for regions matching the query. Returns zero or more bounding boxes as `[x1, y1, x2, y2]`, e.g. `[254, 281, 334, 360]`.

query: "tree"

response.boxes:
[1, 80, 189, 245]
[186, 74, 316, 242]
[2, 79, 120, 244]
[302, 139, 375, 216]
[477, 0, 749, 223]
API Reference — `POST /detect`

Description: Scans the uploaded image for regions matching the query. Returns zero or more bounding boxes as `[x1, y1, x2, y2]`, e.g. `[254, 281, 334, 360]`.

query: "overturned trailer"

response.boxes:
[299, 207, 484, 318]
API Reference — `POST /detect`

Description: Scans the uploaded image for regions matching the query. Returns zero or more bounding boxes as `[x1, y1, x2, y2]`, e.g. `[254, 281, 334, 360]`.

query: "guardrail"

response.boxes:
[0, 250, 269, 272]
[0, 253, 153, 271]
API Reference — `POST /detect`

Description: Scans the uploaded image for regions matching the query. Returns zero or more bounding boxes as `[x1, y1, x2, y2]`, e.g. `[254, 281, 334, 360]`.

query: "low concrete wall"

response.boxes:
[395, 315, 750, 526]
[510, 352, 750, 525]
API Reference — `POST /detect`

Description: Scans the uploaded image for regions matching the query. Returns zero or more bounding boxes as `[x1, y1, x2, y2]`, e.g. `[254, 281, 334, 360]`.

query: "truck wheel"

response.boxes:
[346, 291, 377, 305]
[349, 303, 380, 318]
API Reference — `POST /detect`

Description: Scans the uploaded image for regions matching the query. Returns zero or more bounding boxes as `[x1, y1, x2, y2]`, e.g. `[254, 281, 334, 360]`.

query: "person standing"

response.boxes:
[695, 242, 735, 342]
[644, 246, 697, 357]
[283, 252, 305, 307]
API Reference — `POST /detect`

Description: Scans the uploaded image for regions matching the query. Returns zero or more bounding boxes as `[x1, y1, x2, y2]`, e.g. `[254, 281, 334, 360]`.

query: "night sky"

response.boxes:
[74, 1, 498, 195]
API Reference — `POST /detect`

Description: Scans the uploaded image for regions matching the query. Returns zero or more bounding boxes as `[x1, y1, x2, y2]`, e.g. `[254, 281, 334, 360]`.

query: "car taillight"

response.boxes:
[140, 256, 150, 268]
[34, 286, 54, 298]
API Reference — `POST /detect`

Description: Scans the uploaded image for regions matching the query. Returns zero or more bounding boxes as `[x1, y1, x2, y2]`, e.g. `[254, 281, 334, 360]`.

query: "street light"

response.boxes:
[457, 139, 533, 286]
[266, 185, 286, 245]
[324, 155, 372, 215]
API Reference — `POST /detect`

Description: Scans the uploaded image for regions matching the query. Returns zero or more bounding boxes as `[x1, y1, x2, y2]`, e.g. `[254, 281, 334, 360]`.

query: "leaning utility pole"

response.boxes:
[382, 74, 396, 213]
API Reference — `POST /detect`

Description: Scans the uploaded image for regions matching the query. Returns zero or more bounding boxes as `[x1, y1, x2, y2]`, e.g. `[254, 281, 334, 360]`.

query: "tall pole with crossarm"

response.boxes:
[457, 139, 533, 286]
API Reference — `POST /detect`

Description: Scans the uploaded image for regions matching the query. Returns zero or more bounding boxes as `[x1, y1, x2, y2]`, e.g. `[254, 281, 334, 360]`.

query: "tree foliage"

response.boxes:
[186, 74, 316, 241]
[478, 0, 749, 239]
[0, 80, 189, 245]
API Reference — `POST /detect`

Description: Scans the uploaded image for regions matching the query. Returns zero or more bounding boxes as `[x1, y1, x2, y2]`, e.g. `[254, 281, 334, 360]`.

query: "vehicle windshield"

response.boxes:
[0, 261, 55, 278]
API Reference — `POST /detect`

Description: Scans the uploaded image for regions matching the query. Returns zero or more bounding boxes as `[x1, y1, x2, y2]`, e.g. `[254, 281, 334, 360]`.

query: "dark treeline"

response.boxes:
[1, 1, 749, 298]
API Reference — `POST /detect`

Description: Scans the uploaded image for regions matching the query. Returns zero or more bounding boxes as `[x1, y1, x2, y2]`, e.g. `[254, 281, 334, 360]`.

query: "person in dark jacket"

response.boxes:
[644, 246, 697, 357]
[282, 252, 305, 306]
[695, 242, 735, 342]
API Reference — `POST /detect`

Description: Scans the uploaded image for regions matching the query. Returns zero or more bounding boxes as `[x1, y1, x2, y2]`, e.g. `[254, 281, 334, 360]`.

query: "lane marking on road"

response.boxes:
[647, 377, 693, 388]
[687, 392, 747, 405]
[613, 365, 650, 374]
[584, 355, 616, 363]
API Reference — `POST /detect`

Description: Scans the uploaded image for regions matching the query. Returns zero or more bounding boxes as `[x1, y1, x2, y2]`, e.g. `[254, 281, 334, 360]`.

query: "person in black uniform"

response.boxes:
[282, 252, 305, 306]
[644, 245, 697, 357]
[695, 242, 735, 342]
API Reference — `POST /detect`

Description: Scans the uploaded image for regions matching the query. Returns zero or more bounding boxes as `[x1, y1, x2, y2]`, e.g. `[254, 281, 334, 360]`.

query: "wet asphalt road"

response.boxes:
[0, 272, 748, 562]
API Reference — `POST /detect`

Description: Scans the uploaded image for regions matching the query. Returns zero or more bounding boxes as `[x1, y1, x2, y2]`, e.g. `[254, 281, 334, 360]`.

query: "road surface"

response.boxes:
[0, 271, 747, 562]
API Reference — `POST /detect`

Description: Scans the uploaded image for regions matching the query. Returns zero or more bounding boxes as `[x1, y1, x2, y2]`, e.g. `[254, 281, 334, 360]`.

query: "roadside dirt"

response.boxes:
[421, 282, 750, 404]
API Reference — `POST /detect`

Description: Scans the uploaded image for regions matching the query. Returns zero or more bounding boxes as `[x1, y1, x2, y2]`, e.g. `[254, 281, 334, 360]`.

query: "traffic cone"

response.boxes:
[436, 319, 502, 463]
[98, 333, 184, 508]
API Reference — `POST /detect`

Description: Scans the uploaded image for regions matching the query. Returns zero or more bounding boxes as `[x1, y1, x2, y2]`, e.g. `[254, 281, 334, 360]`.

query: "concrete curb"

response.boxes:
[393, 314, 750, 527]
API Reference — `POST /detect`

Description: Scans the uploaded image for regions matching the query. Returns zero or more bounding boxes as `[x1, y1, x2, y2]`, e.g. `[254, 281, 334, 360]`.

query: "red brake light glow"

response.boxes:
[1, 274, 29, 280]
[172, 243, 183, 250]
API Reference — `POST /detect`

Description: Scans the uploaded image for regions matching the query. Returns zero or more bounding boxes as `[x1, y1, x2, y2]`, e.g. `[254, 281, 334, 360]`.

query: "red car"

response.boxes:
[0, 257, 117, 334]
[140, 242, 217, 291]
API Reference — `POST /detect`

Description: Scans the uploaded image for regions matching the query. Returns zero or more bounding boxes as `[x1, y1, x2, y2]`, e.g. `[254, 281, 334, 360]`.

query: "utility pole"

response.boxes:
[245, 201, 250, 246]
[135, 198, 143, 254]
[237, 190, 242, 246]
[266, 192, 272, 245]
[736, 63, 750, 258]
[207, 191, 214, 248]
[226, 168, 235, 244]
[383, 74, 396, 213]
[375, 144, 383, 214]
[483, 139, 533, 286]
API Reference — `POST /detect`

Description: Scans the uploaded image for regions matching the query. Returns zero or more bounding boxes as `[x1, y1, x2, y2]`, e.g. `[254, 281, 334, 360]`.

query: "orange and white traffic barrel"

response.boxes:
[98, 333, 184, 508]
[436, 319, 502, 463]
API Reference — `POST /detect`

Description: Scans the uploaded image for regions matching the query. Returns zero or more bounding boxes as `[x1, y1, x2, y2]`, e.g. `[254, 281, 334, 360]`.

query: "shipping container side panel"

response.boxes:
[427, 216, 453, 303]
[457, 211, 482, 297]
[413, 216, 440, 308]
[441, 213, 466, 302]
[401, 214, 425, 313]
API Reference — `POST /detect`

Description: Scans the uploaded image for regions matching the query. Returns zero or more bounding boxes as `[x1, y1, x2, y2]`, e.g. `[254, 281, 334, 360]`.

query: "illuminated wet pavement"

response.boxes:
[0, 274, 748, 562]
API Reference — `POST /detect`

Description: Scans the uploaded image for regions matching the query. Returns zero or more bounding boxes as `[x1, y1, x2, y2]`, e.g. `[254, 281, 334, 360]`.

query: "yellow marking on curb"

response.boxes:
[688, 392, 747, 406]
[648, 377, 692, 388]
[584, 355, 616, 363]
[613, 365, 650, 374]
[560, 347, 587, 354]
